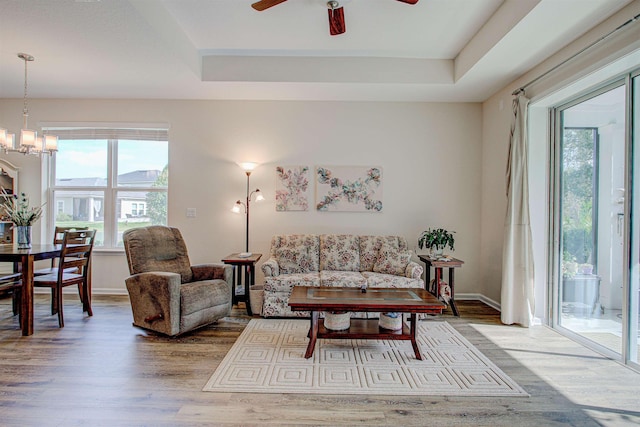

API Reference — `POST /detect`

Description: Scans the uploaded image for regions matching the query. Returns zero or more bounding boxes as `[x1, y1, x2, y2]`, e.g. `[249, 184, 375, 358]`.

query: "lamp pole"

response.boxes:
[234, 162, 263, 253]
[245, 171, 251, 253]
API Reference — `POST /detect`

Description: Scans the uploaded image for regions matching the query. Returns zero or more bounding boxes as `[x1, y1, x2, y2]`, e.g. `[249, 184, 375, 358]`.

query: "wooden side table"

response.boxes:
[418, 255, 464, 316]
[221, 253, 262, 316]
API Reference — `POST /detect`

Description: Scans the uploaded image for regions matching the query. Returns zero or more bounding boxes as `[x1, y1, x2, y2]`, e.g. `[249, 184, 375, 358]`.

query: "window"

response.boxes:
[47, 127, 168, 248]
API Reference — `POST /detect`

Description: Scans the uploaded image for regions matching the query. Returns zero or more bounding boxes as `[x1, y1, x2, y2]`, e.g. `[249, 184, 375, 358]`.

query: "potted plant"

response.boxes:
[578, 263, 594, 275]
[418, 228, 455, 256]
[0, 191, 44, 249]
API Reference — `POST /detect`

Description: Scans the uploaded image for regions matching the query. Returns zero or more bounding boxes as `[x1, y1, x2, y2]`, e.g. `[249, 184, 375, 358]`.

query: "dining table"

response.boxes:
[0, 244, 62, 336]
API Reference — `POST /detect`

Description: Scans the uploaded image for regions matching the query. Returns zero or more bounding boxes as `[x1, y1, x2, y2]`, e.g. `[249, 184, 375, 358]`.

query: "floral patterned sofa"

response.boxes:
[260, 234, 424, 317]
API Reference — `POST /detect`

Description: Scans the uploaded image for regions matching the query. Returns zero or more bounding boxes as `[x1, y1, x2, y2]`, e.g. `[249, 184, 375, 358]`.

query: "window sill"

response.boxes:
[93, 248, 125, 256]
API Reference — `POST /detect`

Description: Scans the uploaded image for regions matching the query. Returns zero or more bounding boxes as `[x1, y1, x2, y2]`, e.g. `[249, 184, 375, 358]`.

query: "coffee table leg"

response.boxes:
[409, 313, 423, 360]
[305, 311, 319, 359]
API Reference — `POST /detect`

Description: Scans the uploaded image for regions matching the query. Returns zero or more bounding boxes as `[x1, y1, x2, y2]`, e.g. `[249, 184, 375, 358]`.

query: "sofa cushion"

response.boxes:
[361, 271, 423, 288]
[320, 270, 367, 287]
[319, 234, 360, 271]
[373, 241, 411, 276]
[264, 272, 321, 293]
[271, 234, 320, 273]
[359, 235, 404, 272]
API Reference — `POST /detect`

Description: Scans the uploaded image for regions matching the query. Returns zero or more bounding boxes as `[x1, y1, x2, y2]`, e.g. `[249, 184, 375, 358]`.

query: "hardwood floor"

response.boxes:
[0, 294, 639, 426]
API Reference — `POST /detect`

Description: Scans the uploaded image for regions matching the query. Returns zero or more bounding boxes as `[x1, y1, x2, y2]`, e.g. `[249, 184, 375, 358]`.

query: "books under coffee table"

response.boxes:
[288, 286, 445, 360]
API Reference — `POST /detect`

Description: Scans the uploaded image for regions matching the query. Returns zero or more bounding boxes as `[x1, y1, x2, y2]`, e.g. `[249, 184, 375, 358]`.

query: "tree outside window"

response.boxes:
[561, 127, 597, 276]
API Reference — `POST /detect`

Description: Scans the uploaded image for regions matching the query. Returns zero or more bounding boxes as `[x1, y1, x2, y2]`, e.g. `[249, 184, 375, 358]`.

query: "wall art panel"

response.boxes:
[275, 165, 310, 211]
[315, 166, 383, 212]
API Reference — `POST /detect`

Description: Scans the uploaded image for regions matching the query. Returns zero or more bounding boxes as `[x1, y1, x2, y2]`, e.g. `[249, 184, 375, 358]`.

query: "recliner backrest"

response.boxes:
[123, 226, 193, 283]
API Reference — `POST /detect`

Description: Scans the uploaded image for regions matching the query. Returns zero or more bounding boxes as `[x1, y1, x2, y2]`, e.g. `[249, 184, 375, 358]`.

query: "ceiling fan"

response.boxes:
[251, 0, 419, 36]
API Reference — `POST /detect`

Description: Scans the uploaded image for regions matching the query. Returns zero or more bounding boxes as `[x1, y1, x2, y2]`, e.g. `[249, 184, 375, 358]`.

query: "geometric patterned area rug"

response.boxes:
[203, 319, 528, 397]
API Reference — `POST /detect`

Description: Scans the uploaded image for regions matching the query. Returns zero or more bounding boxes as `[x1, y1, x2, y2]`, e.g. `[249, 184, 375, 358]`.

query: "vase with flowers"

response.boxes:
[1, 191, 44, 249]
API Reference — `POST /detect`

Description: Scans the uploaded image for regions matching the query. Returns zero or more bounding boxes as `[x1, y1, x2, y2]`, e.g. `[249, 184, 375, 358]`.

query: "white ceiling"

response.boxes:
[0, 0, 634, 102]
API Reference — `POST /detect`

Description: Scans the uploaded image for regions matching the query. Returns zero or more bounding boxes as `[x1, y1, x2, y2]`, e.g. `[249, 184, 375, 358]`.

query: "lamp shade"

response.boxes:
[7, 133, 15, 150]
[0, 128, 7, 148]
[239, 162, 258, 172]
[20, 129, 37, 148]
[44, 134, 58, 151]
[34, 136, 44, 152]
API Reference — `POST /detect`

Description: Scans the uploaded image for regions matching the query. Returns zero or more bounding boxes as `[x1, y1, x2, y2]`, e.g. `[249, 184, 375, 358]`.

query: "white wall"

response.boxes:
[0, 99, 483, 295]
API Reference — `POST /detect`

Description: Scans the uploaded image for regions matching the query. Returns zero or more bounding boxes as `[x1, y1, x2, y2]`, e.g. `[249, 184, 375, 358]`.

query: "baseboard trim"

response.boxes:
[34, 288, 129, 296]
[456, 293, 501, 312]
[91, 288, 129, 296]
[33, 289, 502, 308]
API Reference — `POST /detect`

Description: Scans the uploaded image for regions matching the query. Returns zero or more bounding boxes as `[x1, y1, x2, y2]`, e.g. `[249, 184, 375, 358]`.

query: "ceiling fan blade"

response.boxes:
[251, 0, 288, 11]
[328, 6, 346, 36]
[396, 0, 419, 4]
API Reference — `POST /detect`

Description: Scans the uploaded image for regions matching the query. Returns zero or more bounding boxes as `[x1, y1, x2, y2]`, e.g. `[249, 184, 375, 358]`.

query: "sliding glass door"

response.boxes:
[629, 74, 640, 367]
[555, 81, 639, 366]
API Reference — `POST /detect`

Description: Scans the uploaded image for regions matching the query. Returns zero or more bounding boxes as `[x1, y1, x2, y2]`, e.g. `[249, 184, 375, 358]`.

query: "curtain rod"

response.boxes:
[512, 12, 640, 96]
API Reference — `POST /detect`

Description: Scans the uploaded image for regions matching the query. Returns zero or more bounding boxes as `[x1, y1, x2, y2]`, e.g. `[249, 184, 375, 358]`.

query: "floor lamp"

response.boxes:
[232, 162, 264, 253]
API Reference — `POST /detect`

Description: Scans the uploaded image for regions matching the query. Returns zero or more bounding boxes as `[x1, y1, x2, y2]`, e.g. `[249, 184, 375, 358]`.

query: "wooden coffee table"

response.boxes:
[288, 286, 445, 360]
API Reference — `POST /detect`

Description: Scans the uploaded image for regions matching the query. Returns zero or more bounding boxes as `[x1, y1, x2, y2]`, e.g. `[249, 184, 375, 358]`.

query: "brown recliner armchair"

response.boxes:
[123, 226, 233, 336]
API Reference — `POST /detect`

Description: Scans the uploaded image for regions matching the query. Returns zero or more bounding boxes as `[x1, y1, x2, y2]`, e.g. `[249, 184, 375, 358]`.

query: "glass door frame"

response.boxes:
[627, 70, 639, 371]
[549, 77, 631, 364]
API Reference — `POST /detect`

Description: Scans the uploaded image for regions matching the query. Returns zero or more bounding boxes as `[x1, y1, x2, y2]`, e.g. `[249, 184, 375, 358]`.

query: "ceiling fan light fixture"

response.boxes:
[252, 0, 418, 36]
[327, 1, 346, 36]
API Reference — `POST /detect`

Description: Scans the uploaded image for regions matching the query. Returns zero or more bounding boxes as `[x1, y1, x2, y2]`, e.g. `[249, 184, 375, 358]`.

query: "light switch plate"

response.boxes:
[186, 208, 196, 218]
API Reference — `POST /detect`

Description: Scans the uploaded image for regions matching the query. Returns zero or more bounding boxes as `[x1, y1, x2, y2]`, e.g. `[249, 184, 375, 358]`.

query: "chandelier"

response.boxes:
[0, 53, 57, 156]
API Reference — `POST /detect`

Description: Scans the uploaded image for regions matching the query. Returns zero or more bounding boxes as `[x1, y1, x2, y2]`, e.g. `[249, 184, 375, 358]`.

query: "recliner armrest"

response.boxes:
[191, 263, 232, 282]
[125, 271, 182, 336]
[261, 258, 279, 277]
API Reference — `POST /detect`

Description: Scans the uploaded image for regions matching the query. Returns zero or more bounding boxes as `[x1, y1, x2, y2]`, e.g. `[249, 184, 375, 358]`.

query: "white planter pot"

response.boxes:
[379, 312, 403, 330]
[324, 311, 350, 331]
[249, 284, 264, 316]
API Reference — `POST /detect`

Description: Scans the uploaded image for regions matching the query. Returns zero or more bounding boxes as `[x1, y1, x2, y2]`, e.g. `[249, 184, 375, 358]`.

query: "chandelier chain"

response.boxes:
[23, 55, 29, 127]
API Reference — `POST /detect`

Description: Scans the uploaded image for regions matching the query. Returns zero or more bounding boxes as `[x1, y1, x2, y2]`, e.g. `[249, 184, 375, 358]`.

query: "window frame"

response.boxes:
[46, 126, 168, 250]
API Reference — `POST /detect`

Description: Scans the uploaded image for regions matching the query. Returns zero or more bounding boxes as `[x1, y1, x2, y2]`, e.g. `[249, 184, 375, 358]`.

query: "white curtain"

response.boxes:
[501, 93, 535, 327]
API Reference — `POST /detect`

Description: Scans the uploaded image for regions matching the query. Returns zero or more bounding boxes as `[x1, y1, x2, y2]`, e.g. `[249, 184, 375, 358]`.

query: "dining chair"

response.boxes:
[33, 229, 96, 328]
[35, 226, 90, 276]
[0, 272, 22, 316]
[35, 226, 89, 315]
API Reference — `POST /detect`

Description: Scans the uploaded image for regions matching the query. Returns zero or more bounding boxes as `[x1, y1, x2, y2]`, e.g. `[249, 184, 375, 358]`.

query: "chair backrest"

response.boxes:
[122, 226, 193, 283]
[53, 226, 90, 245]
[57, 230, 96, 281]
[50, 226, 90, 267]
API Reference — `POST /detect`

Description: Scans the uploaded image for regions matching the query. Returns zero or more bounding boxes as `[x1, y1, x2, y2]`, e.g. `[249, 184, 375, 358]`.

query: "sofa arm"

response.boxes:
[125, 271, 182, 336]
[261, 258, 279, 277]
[191, 263, 233, 286]
[406, 261, 423, 279]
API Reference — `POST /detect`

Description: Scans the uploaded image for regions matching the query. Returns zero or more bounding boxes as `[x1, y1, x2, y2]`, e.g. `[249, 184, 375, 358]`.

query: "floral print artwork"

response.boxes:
[315, 166, 383, 212]
[275, 165, 310, 211]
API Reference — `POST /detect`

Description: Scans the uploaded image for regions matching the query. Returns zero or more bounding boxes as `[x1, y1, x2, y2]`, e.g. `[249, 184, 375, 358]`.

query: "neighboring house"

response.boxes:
[55, 170, 160, 221]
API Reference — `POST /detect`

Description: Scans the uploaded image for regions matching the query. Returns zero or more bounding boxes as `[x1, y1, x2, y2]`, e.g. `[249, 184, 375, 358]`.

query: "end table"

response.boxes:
[221, 253, 262, 316]
[417, 254, 464, 316]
